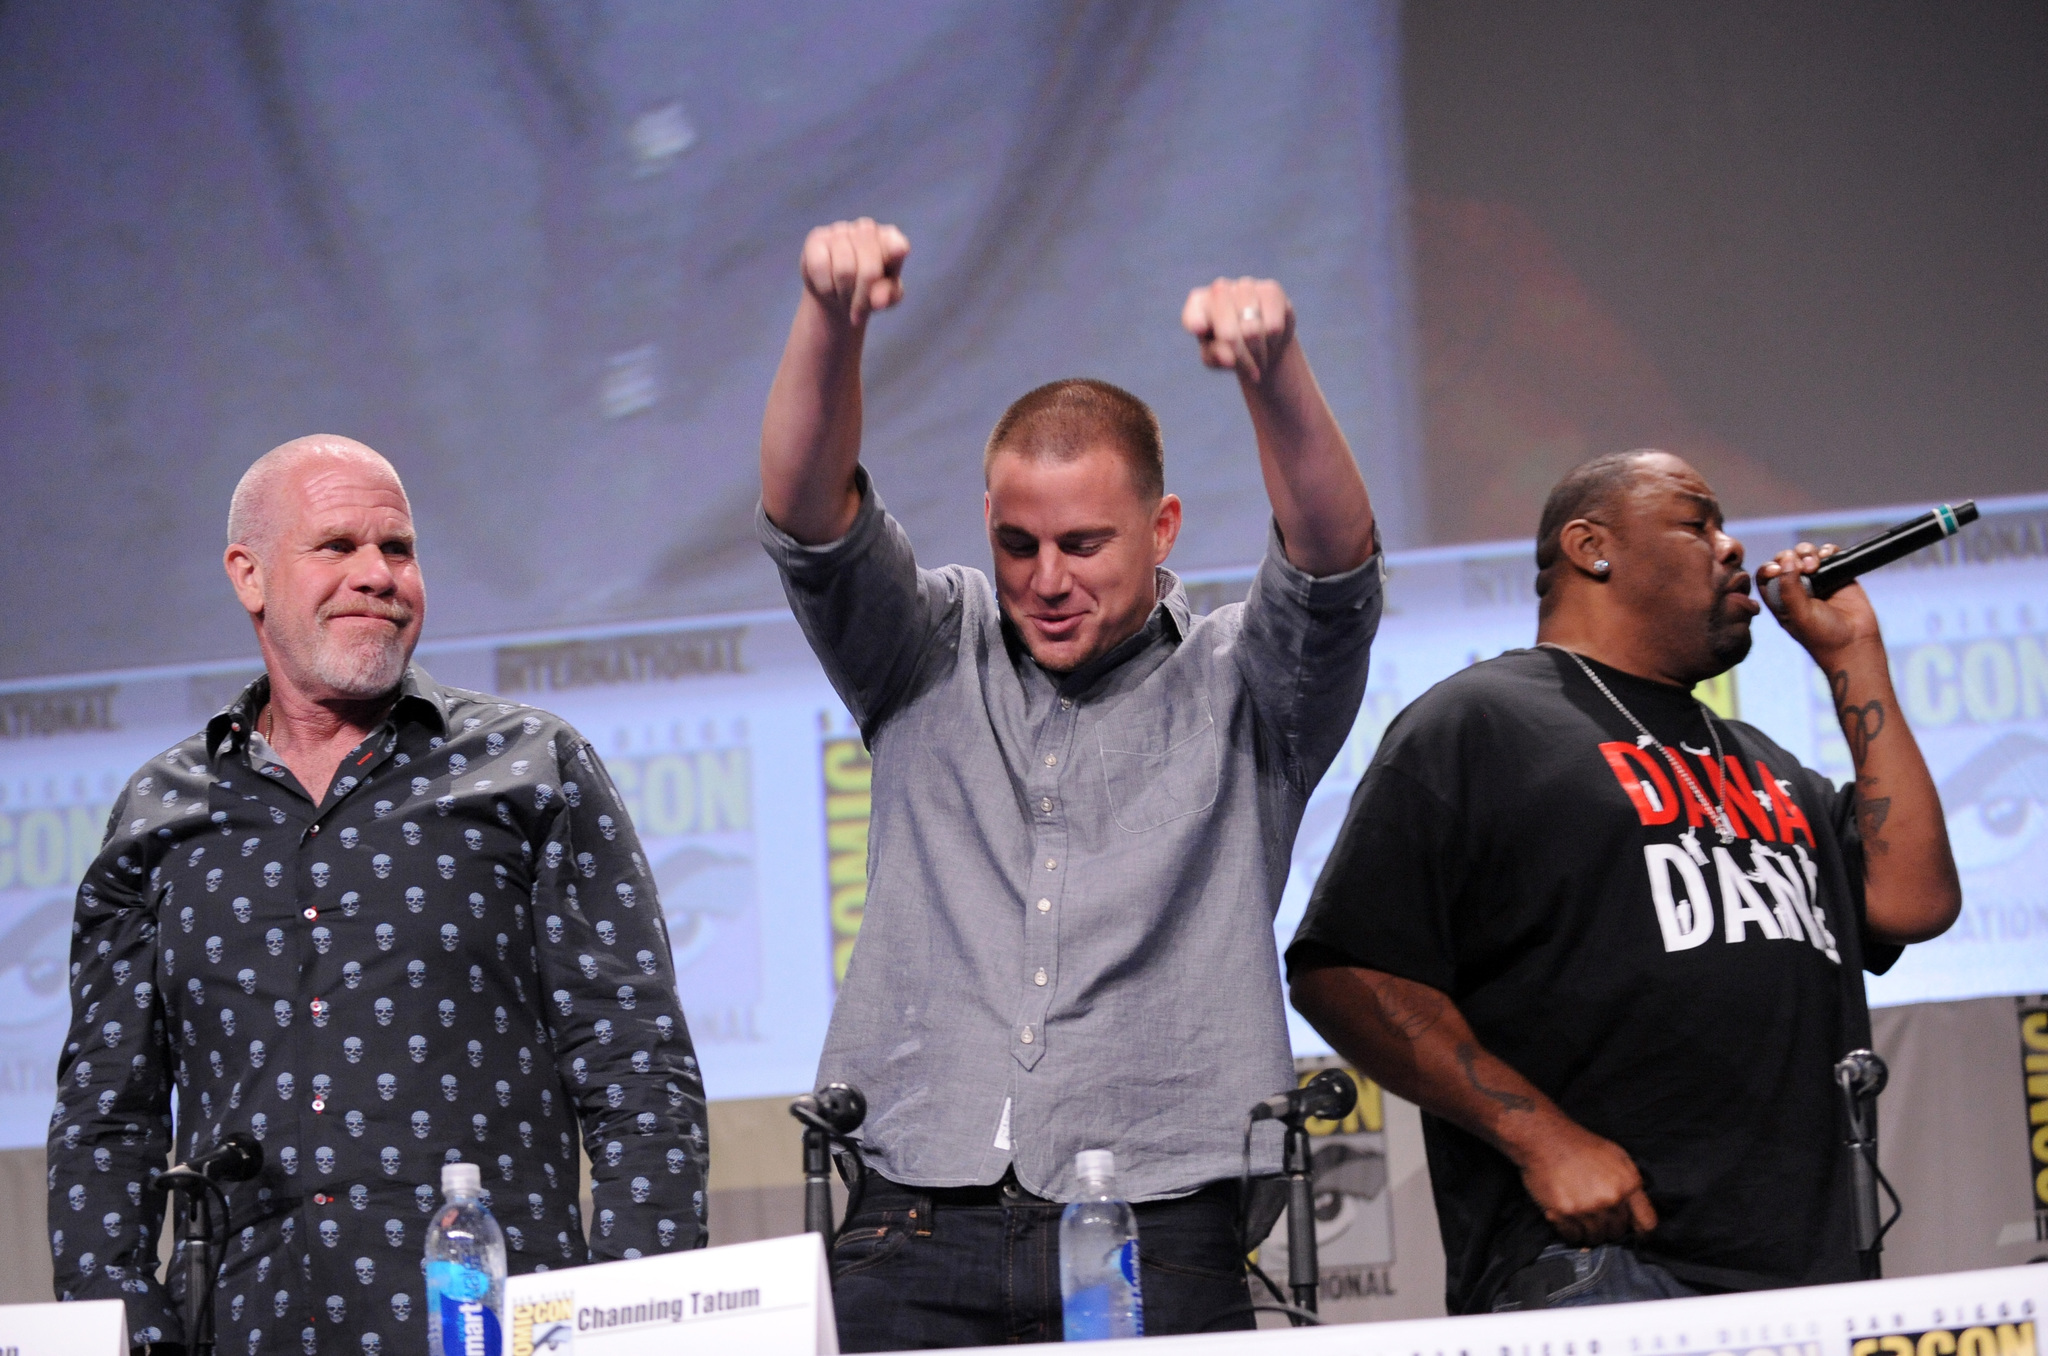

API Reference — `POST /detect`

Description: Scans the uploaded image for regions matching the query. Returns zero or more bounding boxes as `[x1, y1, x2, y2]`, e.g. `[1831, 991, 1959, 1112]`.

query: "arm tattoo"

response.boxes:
[1456, 1041, 1535, 1113]
[1854, 774, 1892, 855]
[1829, 669, 1886, 763]
[1371, 975, 1446, 1041]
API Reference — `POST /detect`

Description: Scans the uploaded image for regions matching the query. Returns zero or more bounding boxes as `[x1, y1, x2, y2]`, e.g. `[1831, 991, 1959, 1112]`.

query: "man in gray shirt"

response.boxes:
[757, 218, 1383, 1347]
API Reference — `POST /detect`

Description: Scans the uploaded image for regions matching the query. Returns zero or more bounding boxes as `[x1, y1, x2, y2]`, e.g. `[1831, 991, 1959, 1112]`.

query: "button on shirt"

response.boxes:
[759, 471, 1382, 1202]
[47, 668, 709, 1356]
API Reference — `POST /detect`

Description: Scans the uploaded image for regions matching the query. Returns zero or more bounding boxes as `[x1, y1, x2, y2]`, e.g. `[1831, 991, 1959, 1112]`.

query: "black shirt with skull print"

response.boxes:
[47, 667, 709, 1356]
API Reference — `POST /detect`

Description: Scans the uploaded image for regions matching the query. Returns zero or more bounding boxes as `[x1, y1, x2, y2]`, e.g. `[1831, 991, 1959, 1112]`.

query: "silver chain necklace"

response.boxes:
[1540, 643, 1735, 844]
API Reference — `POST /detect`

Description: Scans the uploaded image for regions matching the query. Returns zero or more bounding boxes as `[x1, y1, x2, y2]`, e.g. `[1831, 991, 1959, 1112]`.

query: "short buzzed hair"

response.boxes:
[1533, 449, 1656, 599]
[983, 378, 1165, 501]
[228, 435, 405, 558]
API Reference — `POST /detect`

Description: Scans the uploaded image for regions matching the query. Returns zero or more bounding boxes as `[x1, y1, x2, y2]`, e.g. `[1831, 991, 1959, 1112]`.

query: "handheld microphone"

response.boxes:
[1766, 500, 1977, 606]
[1249, 1069, 1358, 1125]
[790, 1081, 867, 1135]
[163, 1132, 264, 1186]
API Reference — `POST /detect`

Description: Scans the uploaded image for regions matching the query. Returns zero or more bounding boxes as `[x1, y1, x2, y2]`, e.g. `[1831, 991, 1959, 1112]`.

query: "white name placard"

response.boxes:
[0, 1299, 127, 1356]
[504, 1233, 835, 1356]
[1040, 1262, 2047, 1356]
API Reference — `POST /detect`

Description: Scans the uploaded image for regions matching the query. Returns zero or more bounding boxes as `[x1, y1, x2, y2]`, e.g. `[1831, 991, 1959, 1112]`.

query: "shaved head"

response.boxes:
[222, 434, 424, 703]
[1534, 449, 1658, 604]
[228, 435, 408, 558]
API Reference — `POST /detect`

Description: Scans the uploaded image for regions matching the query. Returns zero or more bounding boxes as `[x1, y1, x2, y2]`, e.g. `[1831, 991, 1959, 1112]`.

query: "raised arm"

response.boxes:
[1758, 544, 1962, 944]
[1291, 963, 1656, 1246]
[1182, 279, 1376, 575]
[760, 218, 909, 544]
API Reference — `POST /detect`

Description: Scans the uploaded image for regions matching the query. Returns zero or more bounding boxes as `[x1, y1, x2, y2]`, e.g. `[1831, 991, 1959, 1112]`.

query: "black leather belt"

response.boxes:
[916, 1169, 1056, 1208]
[894, 1170, 1237, 1211]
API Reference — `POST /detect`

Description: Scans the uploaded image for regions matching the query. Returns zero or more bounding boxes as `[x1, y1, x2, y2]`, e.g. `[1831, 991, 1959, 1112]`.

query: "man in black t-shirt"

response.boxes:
[1288, 450, 1960, 1314]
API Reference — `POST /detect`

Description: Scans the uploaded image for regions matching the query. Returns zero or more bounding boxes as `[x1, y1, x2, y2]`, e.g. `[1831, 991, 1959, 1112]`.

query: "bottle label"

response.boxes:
[429, 1262, 502, 1356]
[1118, 1240, 1144, 1335]
[1117, 1240, 1141, 1291]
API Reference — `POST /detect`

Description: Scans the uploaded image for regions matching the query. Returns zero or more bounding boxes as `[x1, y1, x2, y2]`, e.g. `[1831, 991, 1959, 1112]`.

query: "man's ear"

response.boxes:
[225, 544, 265, 618]
[1152, 494, 1182, 565]
[1558, 518, 1613, 580]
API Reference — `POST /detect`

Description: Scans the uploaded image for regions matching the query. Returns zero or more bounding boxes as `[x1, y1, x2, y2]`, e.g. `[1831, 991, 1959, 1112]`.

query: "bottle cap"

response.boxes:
[1074, 1149, 1115, 1182]
[441, 1162, 481, 1197]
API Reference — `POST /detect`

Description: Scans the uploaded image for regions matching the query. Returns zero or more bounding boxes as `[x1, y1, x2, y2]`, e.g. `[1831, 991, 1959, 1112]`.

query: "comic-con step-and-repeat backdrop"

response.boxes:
[0, 492, 2044, 1152]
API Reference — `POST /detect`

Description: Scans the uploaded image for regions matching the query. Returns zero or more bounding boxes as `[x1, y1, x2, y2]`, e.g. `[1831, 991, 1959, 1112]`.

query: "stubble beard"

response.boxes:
[274, 614, 410, 700]
[1703, 605, 1754, 677]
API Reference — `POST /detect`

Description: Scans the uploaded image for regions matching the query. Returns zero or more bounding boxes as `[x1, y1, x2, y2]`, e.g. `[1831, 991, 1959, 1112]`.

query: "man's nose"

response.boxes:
[1718, 529, 1744, 566]
[349, 547, 397, 591]
[1032, 546, 1070, 597]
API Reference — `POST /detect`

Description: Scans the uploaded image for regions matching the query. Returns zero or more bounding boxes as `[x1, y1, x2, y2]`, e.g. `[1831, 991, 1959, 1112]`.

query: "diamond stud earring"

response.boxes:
[1593, 559, 1610, 574]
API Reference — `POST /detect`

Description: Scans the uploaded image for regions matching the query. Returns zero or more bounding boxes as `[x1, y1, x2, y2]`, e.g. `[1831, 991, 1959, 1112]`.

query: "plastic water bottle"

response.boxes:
[425, 1162, 506, 1356]
[1060, 1149, 1144, 1340]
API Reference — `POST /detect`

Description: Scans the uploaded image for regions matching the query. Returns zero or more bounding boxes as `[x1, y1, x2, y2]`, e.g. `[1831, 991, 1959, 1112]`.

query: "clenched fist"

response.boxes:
[1517, 1118, 1658, 1246]
[1182, 276, 1296, 384]
[801, 218, 909, 326]
[1758, 541, 1883, 666]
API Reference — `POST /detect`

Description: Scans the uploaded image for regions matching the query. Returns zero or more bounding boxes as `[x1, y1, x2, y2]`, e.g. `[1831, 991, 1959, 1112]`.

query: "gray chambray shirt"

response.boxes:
[760, 470, 1382, 1202]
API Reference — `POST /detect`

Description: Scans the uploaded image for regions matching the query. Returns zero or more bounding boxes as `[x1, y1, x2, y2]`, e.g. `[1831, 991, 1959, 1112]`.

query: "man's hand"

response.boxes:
[1182, 277, 1296, 385]
[1757, 542, 1882, 665]
[1516, 1117, 1658, 1245]
[1756, 541, 1960, 942]
[1291, 965, 1656, 1247]
[801, 218, 909, 327]
[761, 219, 908, 544]
[1179, 277, 1374, 574]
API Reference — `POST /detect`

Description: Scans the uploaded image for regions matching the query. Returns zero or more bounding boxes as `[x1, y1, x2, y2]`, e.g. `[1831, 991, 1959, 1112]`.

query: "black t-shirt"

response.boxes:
[1288, 646, 1899, 1314]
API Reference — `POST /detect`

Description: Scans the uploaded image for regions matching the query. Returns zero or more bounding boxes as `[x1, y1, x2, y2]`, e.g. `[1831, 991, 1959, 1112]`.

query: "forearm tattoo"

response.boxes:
[1457, 1040, 1535, 1114]
[1830, 669, 1893, 854]
[1830, 668, 1886, 763]
[1854, 774, 1893, 855]
[1372, 974, 1447, 1041]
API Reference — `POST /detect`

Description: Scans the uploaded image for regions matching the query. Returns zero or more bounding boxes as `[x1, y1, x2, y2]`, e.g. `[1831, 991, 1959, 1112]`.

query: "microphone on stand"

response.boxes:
[791, 1083, 867, 1136]
[1836, 1049, 1893, 1278]
[1763, 500, 1977, 607]
[157, 1132, 264, 1356]
[791, 1082, 867, 1239]
[1250, 1069, 1358, 1125]
[162, 1132, 264, 1186]
[1249, 1070, 1360, 1319]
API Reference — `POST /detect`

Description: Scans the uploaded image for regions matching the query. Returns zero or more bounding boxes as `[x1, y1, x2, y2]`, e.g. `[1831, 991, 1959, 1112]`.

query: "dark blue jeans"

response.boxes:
[831, 1173, 1256, 1349]
[1491, 1244, 1700, 1311]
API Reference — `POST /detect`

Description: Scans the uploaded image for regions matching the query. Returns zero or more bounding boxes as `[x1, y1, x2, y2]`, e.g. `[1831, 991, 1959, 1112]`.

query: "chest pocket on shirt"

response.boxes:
[1096, 696, 1220, 832]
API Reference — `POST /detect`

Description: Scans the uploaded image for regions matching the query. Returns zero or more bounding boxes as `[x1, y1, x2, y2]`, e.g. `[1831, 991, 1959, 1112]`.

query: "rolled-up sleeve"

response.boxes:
[1235, 522, 1386, 792]
[758, 467, 957, 739]
[534, 737, 709, 1254]
[48, 789, 183, 1345]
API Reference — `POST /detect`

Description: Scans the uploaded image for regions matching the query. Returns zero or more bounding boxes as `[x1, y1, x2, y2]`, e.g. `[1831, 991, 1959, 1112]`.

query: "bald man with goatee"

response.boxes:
[47, 437, 709, 1356]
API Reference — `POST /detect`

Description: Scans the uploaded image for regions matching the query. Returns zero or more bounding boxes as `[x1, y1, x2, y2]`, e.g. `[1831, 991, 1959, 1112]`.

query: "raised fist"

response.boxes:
[1182, 277, 1296, 384]
[801, 218, 910, 326]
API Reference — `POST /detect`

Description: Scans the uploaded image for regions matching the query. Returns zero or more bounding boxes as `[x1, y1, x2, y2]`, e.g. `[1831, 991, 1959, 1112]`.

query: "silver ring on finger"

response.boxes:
[1240, 306, 1259, 323]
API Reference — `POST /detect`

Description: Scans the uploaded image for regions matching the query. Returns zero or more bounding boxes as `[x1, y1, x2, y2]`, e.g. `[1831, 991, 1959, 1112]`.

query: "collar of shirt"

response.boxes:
[999, 567, 1193, 700]
[204, 666, 453, 762]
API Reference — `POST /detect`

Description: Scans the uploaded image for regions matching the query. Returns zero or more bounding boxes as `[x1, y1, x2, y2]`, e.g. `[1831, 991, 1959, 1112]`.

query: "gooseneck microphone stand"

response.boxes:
[156, 1133, 264, 1356]
[789, 1082, 867, 1239]
[1836, 1049, 1899, 1279]
[1243, 1069, 1358, 1323]
[1280, 1115, 1320, 1313]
